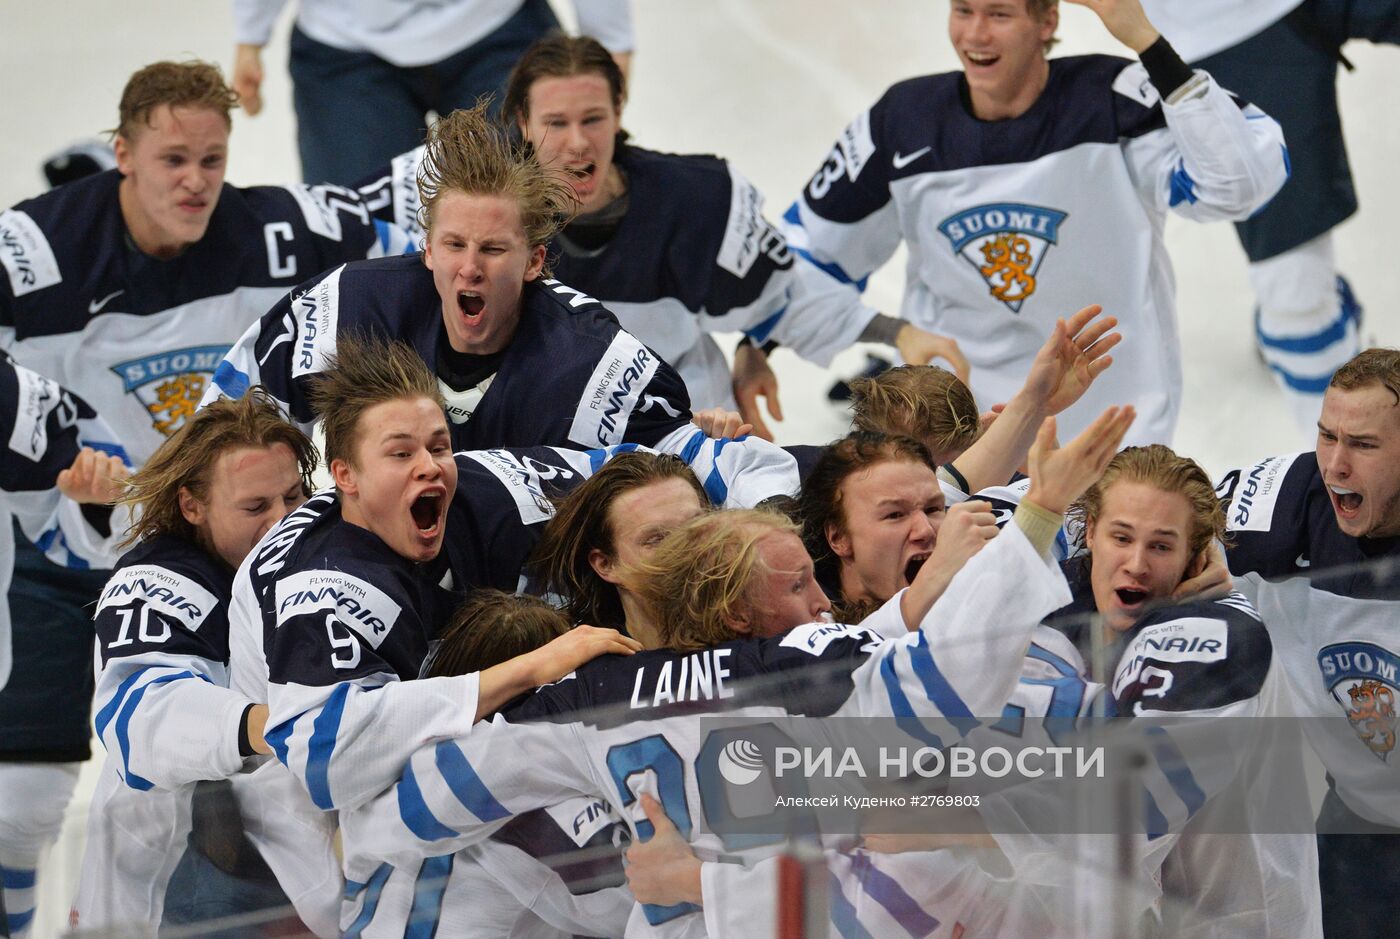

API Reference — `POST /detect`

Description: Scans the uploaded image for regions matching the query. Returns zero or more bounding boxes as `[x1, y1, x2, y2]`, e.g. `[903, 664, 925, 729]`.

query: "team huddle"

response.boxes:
[1, 0, 1398, 936]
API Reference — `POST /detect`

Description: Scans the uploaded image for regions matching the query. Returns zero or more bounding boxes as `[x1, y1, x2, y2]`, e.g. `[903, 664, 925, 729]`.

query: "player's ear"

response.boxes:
[331, 458, 358, 497]
[725, 608, 754, 637]
[1038, 2, 1058, 45]
[825, 519, 853, 559]
[113, 135, 133, 176]
[589, 547, 621, 584]
[524, 244, 547, 282]
[178, 486, 206, 528]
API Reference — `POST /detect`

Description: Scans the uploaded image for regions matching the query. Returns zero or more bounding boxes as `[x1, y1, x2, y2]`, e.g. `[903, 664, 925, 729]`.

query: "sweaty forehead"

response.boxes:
[1322, 384, 1400, 437]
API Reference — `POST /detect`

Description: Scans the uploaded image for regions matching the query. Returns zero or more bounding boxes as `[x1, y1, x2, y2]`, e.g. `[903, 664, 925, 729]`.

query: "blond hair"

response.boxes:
[626, 510, 801, 651]
[121, 388, 317, 549]
[417, 101, 575, 257]
[1069, 445, 1226, 560]
[114, 60, 239, 140]
[849, 365, 980, 460]
[307, 335, 445, 470]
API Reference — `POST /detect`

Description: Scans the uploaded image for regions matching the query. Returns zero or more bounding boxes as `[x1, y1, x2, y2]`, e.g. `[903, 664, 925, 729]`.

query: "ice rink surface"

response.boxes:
[3, 2, 1398, 934]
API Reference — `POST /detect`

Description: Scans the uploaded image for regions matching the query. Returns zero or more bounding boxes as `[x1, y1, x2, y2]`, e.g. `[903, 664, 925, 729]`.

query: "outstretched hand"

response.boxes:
[730, 342, 781, 441]
[625, 792, 703, 906]
[895, 324, 971, 385]
[1022, 305, 1121, 417]
[1024, 406, 1136, 515]
[56, 447, 128, 505]
[901, 500, 1000, 628]
[692, 407, 754, 441]
[1063, 0, 1161, 53]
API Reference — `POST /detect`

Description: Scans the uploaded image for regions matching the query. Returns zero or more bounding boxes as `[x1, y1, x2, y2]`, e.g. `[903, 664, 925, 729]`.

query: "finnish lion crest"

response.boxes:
[1318, 641, 1400, 762]
[939, 203, 1068, 313]
[111, 345, 230, 438]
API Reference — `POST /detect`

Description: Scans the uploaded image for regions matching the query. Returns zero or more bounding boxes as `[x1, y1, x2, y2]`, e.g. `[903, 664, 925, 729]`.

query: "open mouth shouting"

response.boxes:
[1112, 585, 1151, 616]
[409, 486, 447, 541]
[903, 552, 931, 586]
[1328, 484, 1363, 522]
[457, 291, 485, 320]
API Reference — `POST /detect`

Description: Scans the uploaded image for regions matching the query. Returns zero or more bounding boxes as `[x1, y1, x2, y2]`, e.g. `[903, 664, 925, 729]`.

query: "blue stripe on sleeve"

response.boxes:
[341, 863, 392, 939]
[878, 650, 945, 750]
[306, 683, 353, 810]
[829, 871, 876, 939]
[906, 633, 978, 734]
[94, 666, 154, 740]
[781, 204, 871, 290]
[852, 852, 941, 937]
[1168, 161, 1198, 207]
[678, 429, 706, 466]
[264, 718, 294, 765]
[744, 307, 786, 345]
[1146, 726, 1207, 819]
[397, 761, 461, 842]
[405, 854, 455, 939]
[7, 908, 35, 934]
[1144, 788, 1169, 841]
[433, 740, 511, 822]
[702, 440, 730, 506]
[212, 360, 251, 399]
[115, 671, 203, 790]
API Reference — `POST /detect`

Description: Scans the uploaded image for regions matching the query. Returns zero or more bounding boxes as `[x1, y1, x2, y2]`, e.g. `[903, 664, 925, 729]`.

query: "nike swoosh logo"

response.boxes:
[88, 289, 124, 314]
[891, 147, 931, 170]
[1296, 553, 1310, 569]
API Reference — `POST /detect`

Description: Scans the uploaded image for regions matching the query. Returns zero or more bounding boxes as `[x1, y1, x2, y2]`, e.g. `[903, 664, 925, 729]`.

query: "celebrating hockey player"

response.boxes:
[334, 405, 1134, 937]
[783, 0, 1289, 446]
[1217, 347, 1400, 935]
[0, 60, 414, 899]
[70, 390, 338, 936]
[250, 337, 643, 817]
[503, 35, 967, 427]
[211, 102, 798, 506]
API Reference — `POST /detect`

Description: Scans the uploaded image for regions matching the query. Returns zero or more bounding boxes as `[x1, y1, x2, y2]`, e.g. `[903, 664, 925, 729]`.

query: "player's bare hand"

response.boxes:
[692, 407, 753, 441]
[902, 500, 998, 626]
[526, 625, 643, 686]
[1021, 306, 1121, 416]
[895, 324, 971, 385]
[56, 447, 128, 505]
[1172, 542, 1233, 601]
[731, 342, 781, 441]
[1024, 407, 1136, 515]
[611, 51, 633, 93]
[625, 793, 703, 906]
[233, 44, 265, 116]
[244, 703, 273, 756]
[1064, 0, 1161, 54]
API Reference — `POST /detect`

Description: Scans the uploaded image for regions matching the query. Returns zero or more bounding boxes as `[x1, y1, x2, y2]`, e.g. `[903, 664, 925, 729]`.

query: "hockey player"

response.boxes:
[783, 0, 1289, 446]
[503, 35, 966, 424]
[249, 337, 643, 818]
[630, 444, 1319, 938]
[71, 389, 340, 936]
[1140, 0, 1400, 433]
[333, 406, 1133, 937]
[0, 356, 126, 939]
[0, 60, 414, 888]
[212, 103, 798, 506]
[1216, 347, 1400, 935]
[531, 451, 710, 640]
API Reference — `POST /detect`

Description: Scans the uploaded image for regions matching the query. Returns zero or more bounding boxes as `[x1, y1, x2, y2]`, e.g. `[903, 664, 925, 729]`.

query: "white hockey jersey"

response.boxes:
[1140, 0, 1305, 61]
[1218, 450, 1400, 828]
[338, 522, 1071, 937]
[784, 56, 1288, 446]
[0, 170, 411, 467]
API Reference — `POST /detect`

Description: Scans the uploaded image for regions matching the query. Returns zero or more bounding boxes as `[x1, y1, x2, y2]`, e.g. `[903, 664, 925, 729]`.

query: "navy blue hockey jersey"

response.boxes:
[1218, 451, 1400, 827]
[0, 170, 411, 465]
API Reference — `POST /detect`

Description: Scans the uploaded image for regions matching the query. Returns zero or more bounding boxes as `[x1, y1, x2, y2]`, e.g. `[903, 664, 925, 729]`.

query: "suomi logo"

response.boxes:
[1318, 641, 1399, 762]
[111, 345, 230, 437]
[938, 203, 1068, 313]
